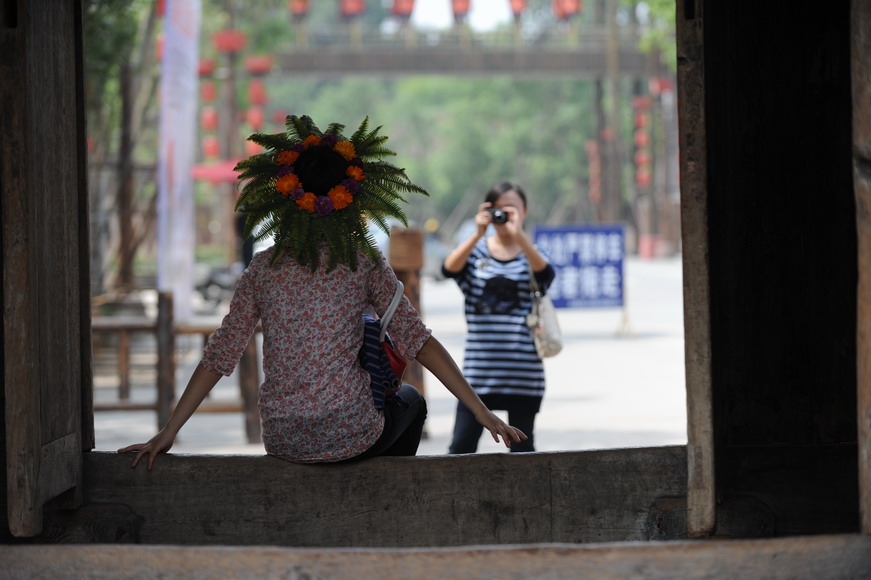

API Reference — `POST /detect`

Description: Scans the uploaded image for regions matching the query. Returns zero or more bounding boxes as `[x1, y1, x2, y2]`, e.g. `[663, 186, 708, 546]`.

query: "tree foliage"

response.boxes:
[261, 75, 599, 237]
[622, 0, 676, 70]
[83, 0, 675, 290]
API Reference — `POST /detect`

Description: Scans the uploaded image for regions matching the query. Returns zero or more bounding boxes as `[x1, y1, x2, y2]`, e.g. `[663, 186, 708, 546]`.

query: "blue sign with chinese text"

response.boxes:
[534, 225, 625, 308]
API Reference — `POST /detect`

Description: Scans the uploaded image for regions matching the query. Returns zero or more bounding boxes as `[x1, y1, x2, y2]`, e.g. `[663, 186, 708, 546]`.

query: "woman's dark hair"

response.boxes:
[484, 181, 528, 208]
[293, 147, 348, 197]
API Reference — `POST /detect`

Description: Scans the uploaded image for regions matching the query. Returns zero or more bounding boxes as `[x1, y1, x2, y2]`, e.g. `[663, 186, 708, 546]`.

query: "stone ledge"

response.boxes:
[3, 535, 870, 580]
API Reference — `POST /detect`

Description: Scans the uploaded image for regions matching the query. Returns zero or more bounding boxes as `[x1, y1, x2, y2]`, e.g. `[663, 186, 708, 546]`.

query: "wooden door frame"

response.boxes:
[853, 0, 871, 536]
[678, 0, 871, 537]
[675, 0, 715, 538]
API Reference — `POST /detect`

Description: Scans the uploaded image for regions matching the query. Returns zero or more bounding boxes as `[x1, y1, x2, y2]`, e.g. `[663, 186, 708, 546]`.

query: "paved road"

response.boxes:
[95, 256, 687, 457]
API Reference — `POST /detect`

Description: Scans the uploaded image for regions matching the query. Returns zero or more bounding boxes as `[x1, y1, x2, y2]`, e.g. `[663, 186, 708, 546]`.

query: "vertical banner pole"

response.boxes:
[157, 0, 202, 322]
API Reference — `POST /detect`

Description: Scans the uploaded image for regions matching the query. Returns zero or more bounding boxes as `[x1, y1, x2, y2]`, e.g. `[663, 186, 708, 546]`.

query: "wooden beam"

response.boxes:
[277, 47, 648, 78]
[676, 0, 716, 538]
[1, 10, 42, 537]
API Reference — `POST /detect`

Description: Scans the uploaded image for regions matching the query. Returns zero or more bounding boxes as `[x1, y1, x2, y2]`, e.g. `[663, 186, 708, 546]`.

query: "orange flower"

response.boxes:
[328, 185, 354, 210]
[296, 192, 317, 212]
[276, 173, 300, 196]
[276, 150, 299, 165]
[346, 165, 365, 182]
[334, 140, 356, 161]
[303, 135, 321, 148]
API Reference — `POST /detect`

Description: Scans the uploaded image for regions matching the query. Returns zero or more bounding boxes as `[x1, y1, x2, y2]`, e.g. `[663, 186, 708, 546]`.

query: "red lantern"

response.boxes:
[200, 107, 218, 132]
[340, 0, 365, 17]
[157, 0, 166, 18]
[213, 29, 247, 53]
[452, 0, 470, 18]
[392, 0, 414, 16]
[632, 95, 651, 110]
[649, 77, 674, 95]
[586, 139, 601, 203]
[553, 0, 582, 20]
[510, 0, 527, 16]
[156, 34, 163, 61]
[635, 169, 651, 188]
[246, 107, 264, 131]
[202, 135, 220, 159]
[634, 150, 651, 167]
[634, 128, 649, 148]
[289, 0, 309, 16]
[245, 55, 273, 76]
[248, 79, 267, 106]
[198, 59, 215, 77]
[200, 81, 217, 104]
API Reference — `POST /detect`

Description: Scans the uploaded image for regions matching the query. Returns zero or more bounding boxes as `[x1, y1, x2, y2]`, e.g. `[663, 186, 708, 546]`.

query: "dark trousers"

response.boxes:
[448, 394, 538, 454]
[351, 384, 427, 461]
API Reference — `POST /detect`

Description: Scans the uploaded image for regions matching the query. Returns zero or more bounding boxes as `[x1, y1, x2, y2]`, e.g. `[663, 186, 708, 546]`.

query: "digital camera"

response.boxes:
[487, 208, 508, 225]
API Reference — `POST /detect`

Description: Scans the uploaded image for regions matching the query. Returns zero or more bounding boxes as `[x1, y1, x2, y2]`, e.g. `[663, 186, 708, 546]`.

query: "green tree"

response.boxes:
[84, 0, 159, 295]
[623, 0, 676, 70]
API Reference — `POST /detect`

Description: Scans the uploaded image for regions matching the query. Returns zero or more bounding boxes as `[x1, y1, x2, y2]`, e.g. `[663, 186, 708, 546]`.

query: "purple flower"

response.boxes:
[315, 196, 334, 216]
[320, 135, 338, 148]
[289, 187, 305, 201]
[277, 165, 294, 177]
[291, 143, 305, 152]
[342, 178, 361, 193]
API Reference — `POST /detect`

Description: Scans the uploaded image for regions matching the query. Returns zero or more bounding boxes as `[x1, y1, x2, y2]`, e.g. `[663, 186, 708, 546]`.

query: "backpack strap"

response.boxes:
[379, 281, 404, 342]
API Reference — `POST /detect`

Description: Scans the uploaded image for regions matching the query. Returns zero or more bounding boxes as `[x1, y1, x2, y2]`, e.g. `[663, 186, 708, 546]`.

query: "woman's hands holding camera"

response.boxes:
[476, 203, 522, 238]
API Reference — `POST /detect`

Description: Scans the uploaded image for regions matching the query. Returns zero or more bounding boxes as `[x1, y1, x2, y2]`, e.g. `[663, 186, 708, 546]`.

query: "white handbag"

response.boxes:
[526, 268, 563, 358]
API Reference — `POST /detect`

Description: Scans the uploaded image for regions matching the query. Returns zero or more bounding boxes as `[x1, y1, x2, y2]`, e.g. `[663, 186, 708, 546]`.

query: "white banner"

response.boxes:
[157, 0, 201, 321]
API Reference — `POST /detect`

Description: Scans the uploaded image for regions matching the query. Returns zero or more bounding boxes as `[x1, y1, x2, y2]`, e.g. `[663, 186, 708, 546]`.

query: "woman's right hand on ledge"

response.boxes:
[475, 409, 528, 448]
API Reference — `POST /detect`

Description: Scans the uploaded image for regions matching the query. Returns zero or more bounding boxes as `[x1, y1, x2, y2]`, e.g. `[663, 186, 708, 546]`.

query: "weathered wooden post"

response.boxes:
[156, 292, 176, 429]
[388, 227, 426, 403]
[238, 337, 262, 443]
[852, 0, 871, 535]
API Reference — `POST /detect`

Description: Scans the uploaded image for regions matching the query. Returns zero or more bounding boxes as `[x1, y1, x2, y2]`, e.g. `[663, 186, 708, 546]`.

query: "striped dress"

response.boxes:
[443, 238, 555, 402]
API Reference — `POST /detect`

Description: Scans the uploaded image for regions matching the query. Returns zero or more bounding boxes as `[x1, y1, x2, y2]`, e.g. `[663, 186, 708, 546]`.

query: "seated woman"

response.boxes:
[119, 115, 526, 468]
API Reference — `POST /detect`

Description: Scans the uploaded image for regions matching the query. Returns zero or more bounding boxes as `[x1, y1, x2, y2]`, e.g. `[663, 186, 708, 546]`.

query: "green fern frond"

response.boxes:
[324, 122, 345, 137]
[247, 133, 291, 152]
[349, 117, 370, 143]
[234, 115, 427, 270]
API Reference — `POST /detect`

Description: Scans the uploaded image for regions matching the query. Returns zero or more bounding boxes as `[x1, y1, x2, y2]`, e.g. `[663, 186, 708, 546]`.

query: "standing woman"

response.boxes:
[443, 182, 556, 453]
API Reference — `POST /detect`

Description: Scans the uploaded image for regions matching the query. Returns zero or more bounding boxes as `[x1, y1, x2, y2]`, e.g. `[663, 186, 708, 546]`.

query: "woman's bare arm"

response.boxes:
[117, 363, 222, 469]
[415, 336, 526, 447]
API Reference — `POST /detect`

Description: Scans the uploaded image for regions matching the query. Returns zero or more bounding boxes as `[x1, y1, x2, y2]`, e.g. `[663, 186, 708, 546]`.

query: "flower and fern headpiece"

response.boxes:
[234, 115, 428, 271]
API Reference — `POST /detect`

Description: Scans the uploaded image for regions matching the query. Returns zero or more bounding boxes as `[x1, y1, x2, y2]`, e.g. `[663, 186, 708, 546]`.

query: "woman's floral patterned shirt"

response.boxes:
[200, 247, 431, 463]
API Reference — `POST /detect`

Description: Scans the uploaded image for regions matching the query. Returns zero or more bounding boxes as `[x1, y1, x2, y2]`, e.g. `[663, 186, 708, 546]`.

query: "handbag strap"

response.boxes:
[528, 263, 542, 296]
[379, 281, 405, 342]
